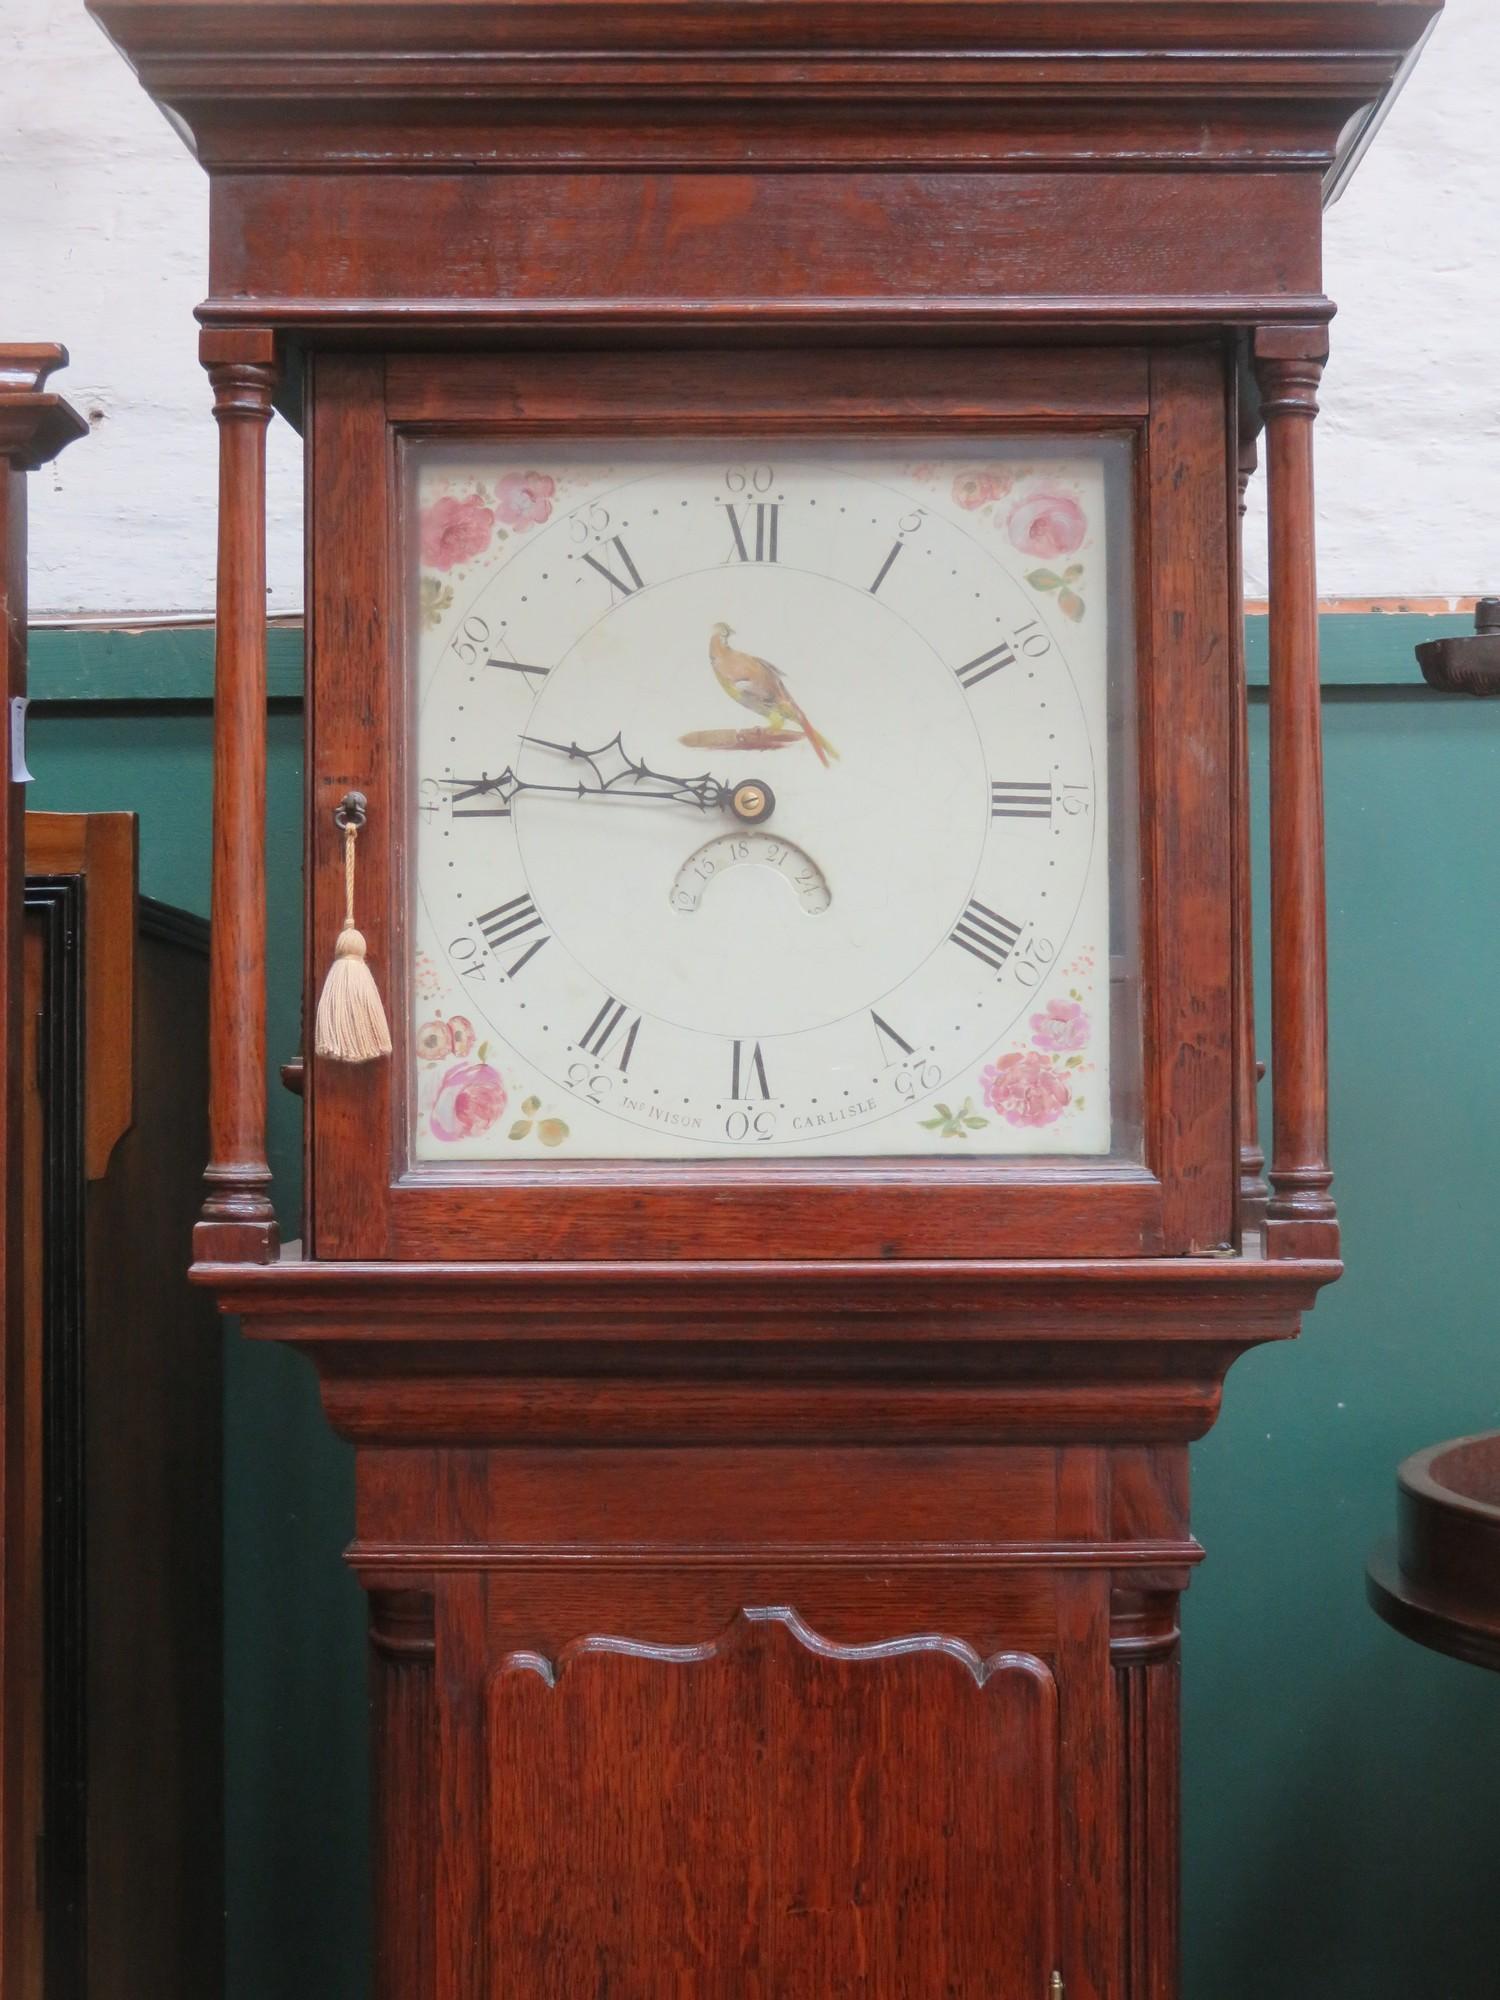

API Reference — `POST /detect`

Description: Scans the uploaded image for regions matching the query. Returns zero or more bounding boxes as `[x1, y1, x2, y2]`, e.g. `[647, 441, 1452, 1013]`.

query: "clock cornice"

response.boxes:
[90, 0, 1439, 182]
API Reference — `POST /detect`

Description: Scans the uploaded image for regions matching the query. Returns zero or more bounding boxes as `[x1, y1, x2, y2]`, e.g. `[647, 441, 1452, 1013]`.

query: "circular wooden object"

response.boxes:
[1368, 1432, 1500, 1674]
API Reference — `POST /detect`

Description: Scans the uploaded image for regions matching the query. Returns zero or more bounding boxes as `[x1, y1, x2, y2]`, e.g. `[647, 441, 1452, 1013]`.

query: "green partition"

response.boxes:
[26, 615, 1500, 1998]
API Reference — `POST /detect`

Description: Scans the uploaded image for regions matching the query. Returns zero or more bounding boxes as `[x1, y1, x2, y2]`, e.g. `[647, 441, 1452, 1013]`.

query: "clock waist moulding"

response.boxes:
[87, 4, 1440, 1995]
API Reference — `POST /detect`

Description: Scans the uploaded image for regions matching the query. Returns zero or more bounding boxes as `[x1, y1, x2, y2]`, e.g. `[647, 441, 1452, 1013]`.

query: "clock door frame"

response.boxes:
[306, 343, 1233, 1262]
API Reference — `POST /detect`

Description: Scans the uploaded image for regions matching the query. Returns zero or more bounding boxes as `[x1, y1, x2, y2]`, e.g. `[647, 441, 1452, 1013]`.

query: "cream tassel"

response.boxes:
[314, 797, 392, 1063]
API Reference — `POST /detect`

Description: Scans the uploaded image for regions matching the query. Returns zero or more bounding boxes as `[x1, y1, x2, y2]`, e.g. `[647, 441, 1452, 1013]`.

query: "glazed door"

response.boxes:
[307, 344, 1234, 1265]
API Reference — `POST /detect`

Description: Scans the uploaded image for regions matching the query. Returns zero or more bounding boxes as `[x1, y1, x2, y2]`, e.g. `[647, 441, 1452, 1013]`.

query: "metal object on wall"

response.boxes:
[1416, 597, 1500, 696]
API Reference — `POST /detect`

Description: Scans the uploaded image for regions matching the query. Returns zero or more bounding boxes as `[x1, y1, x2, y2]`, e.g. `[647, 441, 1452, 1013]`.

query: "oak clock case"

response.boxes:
[81, 1, 1437, 1993]
[310, 348, 1221, 1265]
[407, 436, 1137, 1168]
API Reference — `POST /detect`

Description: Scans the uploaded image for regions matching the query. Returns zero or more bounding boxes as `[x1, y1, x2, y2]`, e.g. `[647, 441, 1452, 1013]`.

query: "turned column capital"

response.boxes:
[200, 328, 278, 418]
[1252, 327, 1329, 419]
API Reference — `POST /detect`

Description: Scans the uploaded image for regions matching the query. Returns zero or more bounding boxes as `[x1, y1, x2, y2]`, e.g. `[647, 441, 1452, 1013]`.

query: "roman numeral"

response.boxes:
[991, 779, 1052, 819]
[583, 536, 644, 598]
[486, 656, 549, 684]
[868, 542, 902, 595]
[950, 900, 1022, 974]
[449, 776, 511, 819]
[871, 1012, 915, 1067]
[956, 640, 1017, 690]
[476, 893, 549, 976]
[725, 501, 780, 564]
[730, 1039, 771, 1100]
[578, 996, 641, 1073]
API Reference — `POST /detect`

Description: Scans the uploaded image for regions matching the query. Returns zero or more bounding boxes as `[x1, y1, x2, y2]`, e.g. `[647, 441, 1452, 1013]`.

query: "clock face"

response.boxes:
[407, 439, 1133, 1162]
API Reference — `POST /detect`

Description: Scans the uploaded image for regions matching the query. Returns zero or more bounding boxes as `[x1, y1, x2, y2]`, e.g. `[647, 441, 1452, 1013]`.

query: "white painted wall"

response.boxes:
[1249, 1, 1500, 604]
[2, 0, 1494, 616]
[1, 0, 304, 618]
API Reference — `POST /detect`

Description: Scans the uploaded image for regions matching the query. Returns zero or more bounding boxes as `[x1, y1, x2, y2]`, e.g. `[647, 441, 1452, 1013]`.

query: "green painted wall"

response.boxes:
[25, 617, 1500, 1998]
[1184, 685, 1500, 1999]
[26, 692, 371, 2000]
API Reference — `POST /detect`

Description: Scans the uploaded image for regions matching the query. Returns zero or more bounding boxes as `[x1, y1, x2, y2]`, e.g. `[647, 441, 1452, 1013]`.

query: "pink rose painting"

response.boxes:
[495, 470, 556, 530]
[429, 1060, 507, 1143]
[421, 494, 494, 571]
[952, 467, 1003, 511]
[416, 1014, 478, 1062]
[1029, 998, 1090, 1053]
[415, 1019, 452, 1064]
[1007, 489, 1086, 560]
[980, 1050, 1072, 1129]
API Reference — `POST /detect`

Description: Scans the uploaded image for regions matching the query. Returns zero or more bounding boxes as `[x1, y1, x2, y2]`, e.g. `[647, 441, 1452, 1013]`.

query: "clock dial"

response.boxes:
[408, 441, 1133, 1161]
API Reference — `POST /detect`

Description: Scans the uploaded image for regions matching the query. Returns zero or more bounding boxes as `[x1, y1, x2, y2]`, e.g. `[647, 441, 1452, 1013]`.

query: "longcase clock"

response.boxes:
[89, 3, 1441, 1994]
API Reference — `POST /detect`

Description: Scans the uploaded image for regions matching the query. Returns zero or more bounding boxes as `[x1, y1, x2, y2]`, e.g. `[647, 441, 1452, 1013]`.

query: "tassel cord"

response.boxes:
[314, 810, 393, 1063]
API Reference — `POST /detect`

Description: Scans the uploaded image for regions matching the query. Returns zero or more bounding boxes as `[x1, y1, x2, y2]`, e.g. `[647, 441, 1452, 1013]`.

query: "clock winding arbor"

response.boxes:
[91, 4, 1438, 1994]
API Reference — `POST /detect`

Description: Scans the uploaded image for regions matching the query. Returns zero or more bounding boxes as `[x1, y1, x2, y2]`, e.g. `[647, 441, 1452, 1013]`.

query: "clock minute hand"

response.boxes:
[442, 756, 710, 811]
[446, 734, 776, 824]
[517, 730, 731, 813]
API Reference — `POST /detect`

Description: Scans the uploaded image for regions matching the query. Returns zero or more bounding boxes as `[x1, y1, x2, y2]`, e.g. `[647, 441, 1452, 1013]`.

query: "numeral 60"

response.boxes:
[724, 464, 774, 494]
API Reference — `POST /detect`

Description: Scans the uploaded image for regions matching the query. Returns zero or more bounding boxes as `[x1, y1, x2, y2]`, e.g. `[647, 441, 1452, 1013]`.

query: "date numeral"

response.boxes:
[476, 894, 549, 976]
[950, 900, 1022, 974]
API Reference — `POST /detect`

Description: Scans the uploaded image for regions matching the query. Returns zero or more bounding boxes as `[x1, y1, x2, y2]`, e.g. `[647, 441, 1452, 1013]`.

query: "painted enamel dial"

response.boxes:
[409, 441, 1127, 1161]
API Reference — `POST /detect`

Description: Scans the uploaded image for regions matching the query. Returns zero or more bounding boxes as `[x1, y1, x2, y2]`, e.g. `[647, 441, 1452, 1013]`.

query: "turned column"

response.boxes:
[1253, 327, 1338, 1262]
[1233, 420, 1268, 1234]
[194, 327, 280, 1263]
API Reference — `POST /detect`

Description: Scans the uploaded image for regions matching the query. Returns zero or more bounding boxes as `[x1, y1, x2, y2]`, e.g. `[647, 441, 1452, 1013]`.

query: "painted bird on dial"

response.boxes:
[708, 623, 839, 766]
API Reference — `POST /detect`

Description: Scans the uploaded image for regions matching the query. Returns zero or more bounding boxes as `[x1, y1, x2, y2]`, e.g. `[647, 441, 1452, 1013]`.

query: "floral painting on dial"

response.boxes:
[412, 958, 569, 1150]
[922, 953, 1099, 1142]
[943, 461, 1090, 623]
[416, 469, 563, 627]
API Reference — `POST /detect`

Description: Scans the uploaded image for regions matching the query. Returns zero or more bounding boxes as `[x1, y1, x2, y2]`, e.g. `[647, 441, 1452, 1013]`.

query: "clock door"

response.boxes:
[306, 345, 1232, 1262]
